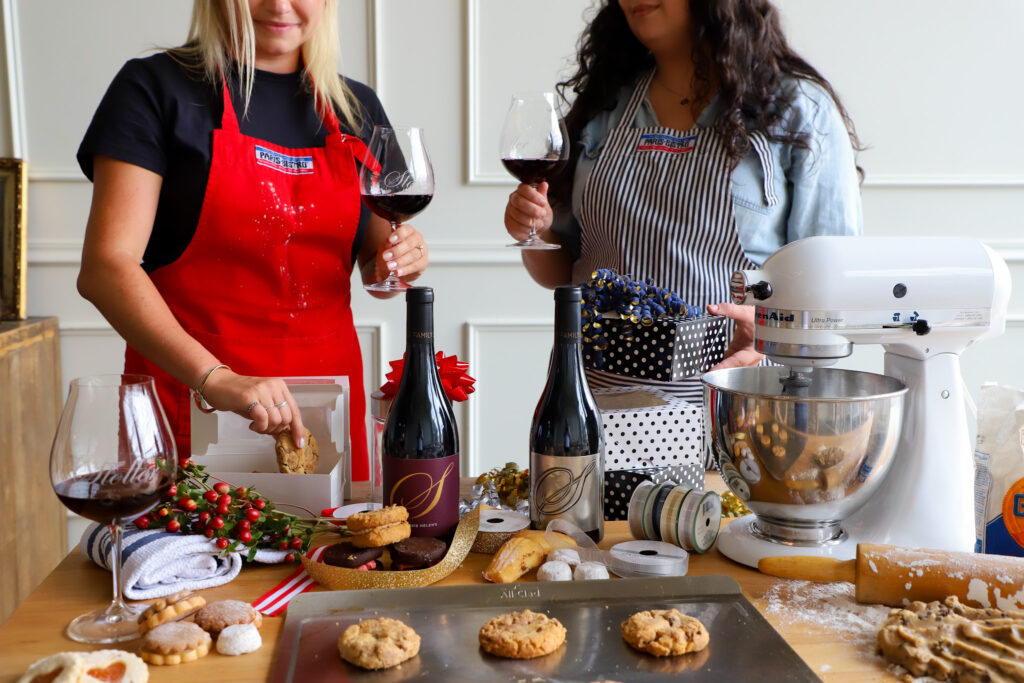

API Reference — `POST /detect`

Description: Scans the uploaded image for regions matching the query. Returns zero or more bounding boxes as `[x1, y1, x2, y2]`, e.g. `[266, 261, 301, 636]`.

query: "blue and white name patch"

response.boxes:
[636, 133, 696, 154]
[255, 145, 314, 175]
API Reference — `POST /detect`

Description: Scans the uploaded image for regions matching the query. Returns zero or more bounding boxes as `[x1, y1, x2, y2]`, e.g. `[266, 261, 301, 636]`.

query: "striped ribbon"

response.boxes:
[251, 545, 327, 616]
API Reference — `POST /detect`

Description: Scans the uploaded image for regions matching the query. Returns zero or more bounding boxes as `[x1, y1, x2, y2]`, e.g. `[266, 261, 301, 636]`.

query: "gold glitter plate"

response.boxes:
[301, 507, 480, 590]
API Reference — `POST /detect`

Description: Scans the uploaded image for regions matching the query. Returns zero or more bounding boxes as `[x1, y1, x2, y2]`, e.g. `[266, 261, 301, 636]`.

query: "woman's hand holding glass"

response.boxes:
[373, 221, 428, 284]
[504, 180, 554, 245]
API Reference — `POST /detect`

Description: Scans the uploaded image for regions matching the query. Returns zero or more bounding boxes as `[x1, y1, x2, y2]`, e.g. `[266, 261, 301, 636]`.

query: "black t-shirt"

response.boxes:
[77, 52, 390, 272]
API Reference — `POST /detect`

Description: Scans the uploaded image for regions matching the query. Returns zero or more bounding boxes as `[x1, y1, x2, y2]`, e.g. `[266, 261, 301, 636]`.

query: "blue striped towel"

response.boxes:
[81, 524, 288, 600]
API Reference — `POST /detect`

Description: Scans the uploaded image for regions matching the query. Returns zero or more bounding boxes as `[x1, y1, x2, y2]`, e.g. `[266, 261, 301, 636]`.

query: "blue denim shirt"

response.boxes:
[551, 76, 863, 266]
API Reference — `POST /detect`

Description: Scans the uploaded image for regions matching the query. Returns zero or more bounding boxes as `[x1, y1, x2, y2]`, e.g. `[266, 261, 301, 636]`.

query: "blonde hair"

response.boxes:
[173, 0, 362, 132]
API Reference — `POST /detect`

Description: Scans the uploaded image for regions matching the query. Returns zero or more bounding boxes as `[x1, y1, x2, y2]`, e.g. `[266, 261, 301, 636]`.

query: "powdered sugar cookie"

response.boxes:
[216, 623, 263, 656]
[537, 560, 573, 582]
[573, 561, 609, 580]
[547, 548, 581, 567]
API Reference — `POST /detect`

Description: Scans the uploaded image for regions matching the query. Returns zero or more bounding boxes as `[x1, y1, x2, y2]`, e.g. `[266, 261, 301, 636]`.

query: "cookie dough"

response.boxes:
[338, 617, 420, 670]
[878, 596, 1024, 681]
[621, 609, 709, 656]
[479, 609, 567, 659]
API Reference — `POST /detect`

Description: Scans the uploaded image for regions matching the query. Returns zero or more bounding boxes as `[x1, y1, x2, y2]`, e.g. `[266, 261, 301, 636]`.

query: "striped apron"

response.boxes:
[576, 72, 775, 463]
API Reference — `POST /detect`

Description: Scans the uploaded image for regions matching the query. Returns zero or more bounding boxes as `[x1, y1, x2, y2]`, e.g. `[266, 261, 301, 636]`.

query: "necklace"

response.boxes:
[652, 75, 693, 107]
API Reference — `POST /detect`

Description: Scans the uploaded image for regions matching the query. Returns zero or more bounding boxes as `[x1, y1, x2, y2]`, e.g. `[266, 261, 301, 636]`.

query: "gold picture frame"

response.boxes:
[0, 158, 27, 320]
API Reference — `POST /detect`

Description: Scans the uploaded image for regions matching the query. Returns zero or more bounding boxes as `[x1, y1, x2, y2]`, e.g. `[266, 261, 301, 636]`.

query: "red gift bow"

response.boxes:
[379, 351, 476, 402]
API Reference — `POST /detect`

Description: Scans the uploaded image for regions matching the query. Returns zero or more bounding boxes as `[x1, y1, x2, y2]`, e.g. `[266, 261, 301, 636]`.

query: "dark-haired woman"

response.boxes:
[504, 0, 862, 412]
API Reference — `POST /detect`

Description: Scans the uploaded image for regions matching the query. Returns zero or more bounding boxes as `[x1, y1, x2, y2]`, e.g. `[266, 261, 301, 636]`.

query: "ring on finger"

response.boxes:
[273, 400, 288, 408]
[246, 401, 259, 415]
[416, 244, 425, 254]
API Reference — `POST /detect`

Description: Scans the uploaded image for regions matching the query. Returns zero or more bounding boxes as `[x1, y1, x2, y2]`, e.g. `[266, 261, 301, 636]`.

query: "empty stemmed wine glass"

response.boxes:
[500, 92, 568, 250]
[50, 374, 176, 643]
[360, 125, 434, 292]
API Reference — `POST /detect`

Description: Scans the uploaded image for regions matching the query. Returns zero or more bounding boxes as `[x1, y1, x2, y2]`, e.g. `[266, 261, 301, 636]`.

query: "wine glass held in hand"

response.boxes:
[500, 92, 568, 250]
[50, 374, 176, 643]
[360, 125, 434, 293]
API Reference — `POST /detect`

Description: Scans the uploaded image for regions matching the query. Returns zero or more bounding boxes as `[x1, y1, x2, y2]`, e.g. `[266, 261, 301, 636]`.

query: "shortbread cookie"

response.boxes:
[216, 623, 263, 656]
[621, 609, 709, 656]
[346, 505, 412, 548]
[81, 650, 149, 682]
[537, 560, 573, 582]
[138, 591, 206, 634]
[275, 428, 318, 474]
[16, 652, 85, 683]
[139, 621, 212, 666]
[194, 600, 262, 639]
[337, 617, 421, 670]
[479, 609, 567, 659]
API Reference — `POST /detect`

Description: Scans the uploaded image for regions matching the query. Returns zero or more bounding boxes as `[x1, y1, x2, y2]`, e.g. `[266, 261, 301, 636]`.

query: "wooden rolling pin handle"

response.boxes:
[757, 555, 856, 584]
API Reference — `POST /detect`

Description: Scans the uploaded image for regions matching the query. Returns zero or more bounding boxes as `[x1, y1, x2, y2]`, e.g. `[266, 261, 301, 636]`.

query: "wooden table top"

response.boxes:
[0, 479, 904, 682]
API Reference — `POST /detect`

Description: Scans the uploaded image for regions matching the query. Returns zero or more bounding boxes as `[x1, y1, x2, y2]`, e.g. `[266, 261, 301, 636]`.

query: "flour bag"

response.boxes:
[974, 383, 1024, 555]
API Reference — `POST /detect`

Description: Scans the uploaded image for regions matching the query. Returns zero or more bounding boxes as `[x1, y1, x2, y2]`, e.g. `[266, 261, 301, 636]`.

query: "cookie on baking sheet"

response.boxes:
[139, 621, 212, 666]
[80, 650, 149, 682]
[137, 591, 206, 634]
[337, 617, 421, 670]
[275, 428, 318, 474]
[15, 652, 85, 683]
[193, 600, 262, 639]
[621, 609, 709, 656]
[347, 505, 411, 549]
[478, 609, 567, 659]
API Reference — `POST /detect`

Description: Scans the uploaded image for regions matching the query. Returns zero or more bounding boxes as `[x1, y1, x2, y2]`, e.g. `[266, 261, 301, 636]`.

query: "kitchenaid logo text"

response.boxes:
[756, 310, 795, 323]
[254, 146, 314, 175]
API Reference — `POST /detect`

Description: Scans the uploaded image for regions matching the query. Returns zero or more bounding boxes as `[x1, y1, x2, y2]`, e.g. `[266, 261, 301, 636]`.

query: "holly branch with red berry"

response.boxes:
[134, 460, 340, 563]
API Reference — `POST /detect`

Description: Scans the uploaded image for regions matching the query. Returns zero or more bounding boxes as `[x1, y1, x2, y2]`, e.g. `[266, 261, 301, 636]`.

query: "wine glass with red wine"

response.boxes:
[360, 125, 434, 292]
[50, 374, 176, 643]
[500, 92, 568, 250]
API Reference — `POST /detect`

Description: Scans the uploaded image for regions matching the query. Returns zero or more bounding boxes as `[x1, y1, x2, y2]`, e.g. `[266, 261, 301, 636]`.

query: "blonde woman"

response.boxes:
[77, 0, 423, 480]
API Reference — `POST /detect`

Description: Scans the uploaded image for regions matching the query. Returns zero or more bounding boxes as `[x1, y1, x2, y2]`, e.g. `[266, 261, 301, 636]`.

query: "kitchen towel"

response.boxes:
[81, 523, 288, 600]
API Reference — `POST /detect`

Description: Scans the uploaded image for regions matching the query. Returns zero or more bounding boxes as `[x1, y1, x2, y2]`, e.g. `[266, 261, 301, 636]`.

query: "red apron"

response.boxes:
[126, 81, 370, 481]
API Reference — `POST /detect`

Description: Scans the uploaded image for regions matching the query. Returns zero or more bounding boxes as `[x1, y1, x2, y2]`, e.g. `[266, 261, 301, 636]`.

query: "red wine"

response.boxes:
[501, 158, 566, 185]
[382, 287, 460, 537]
[362, 193, 432, 224]
[54, 469, 173, 525]
[530, 286, 605, 542]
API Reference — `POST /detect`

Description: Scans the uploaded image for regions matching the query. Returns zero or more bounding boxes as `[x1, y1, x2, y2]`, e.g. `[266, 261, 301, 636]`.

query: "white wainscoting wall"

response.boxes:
[1, 0, 1021, 551]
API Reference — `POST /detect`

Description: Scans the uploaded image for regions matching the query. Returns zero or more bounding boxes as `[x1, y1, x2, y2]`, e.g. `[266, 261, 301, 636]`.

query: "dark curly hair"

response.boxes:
[551, 0, 862, 206]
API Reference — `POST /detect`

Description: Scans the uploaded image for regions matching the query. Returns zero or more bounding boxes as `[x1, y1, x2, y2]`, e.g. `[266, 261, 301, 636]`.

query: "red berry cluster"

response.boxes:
[134, 460, 330, 562]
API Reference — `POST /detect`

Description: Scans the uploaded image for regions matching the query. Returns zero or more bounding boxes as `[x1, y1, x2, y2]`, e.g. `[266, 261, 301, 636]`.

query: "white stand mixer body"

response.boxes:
[717, 236, 1011, 567]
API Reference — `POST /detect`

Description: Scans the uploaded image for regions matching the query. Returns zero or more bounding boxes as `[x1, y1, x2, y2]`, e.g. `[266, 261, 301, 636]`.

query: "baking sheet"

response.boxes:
[270, 575, 819, 682]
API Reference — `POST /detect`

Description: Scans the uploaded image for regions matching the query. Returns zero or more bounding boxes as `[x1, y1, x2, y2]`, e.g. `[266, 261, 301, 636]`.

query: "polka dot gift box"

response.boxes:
[594, 387, 705, 520]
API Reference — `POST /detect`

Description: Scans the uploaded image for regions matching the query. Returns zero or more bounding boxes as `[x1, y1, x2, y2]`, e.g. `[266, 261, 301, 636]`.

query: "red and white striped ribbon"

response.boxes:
[251, 545, 327, 616]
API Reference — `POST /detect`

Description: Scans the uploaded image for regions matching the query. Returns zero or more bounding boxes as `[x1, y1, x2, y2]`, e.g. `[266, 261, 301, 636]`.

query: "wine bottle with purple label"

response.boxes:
[530, 286, 605, 541]
[382, 287, 460, 537]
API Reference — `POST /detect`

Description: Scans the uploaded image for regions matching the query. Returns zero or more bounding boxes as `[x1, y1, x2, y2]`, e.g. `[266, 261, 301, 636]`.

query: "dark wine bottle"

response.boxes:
[529, 285, 605, 541]
[382, 287, 460, 537]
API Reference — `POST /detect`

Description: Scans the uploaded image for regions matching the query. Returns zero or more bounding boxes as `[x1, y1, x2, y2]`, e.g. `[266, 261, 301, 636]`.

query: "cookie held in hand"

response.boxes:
[275, 428, 318, 474]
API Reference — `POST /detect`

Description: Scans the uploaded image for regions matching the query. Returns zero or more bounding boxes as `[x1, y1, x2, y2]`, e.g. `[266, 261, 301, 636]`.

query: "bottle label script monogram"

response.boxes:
[534, 458, 597, 516]
[387, 457, 457, 520]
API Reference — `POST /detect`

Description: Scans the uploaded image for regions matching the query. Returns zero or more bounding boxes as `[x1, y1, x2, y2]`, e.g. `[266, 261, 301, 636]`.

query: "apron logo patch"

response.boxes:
[255, 145, 314, 175]
[636, 133, 696, 154]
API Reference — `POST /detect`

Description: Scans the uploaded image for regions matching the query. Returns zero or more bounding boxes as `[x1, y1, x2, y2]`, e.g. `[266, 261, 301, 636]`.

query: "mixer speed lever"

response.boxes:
[911, 319, 930, 335]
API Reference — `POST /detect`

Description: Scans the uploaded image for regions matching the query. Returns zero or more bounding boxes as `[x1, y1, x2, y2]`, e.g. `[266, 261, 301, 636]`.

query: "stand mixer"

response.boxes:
[703, 236, 1011, 567]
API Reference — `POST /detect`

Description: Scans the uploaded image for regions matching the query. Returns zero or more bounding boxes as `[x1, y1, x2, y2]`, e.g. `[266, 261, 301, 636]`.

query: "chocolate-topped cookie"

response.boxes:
[389, 537, 447, 570]
[322, 542, 384, 570]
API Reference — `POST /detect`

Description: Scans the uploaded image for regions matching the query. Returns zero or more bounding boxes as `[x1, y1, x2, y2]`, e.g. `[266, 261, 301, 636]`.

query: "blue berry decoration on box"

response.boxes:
[581, 269, 727, 382]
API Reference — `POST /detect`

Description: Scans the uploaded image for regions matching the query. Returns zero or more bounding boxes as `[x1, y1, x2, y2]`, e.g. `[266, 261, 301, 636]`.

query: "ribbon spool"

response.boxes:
[471, 509, 530, 554]
[542, 519, 689, 579]
[627, 480, 721, 554]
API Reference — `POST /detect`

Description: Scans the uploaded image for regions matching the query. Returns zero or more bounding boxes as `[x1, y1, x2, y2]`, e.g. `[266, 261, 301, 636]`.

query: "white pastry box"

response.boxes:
[190, 376, 350, 512]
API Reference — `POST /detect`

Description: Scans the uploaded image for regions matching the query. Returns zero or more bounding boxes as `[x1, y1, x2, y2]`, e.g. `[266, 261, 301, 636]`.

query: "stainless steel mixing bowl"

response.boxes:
[702, 367, 907, 545]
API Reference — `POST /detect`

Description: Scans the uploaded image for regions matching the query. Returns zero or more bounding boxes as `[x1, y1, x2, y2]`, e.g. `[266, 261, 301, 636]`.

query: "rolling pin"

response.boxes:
[758, 543, 1024, 609]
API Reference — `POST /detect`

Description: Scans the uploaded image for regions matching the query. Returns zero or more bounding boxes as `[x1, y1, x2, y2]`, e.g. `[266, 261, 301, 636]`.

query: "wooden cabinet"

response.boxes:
[0, 317, 65, 623]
